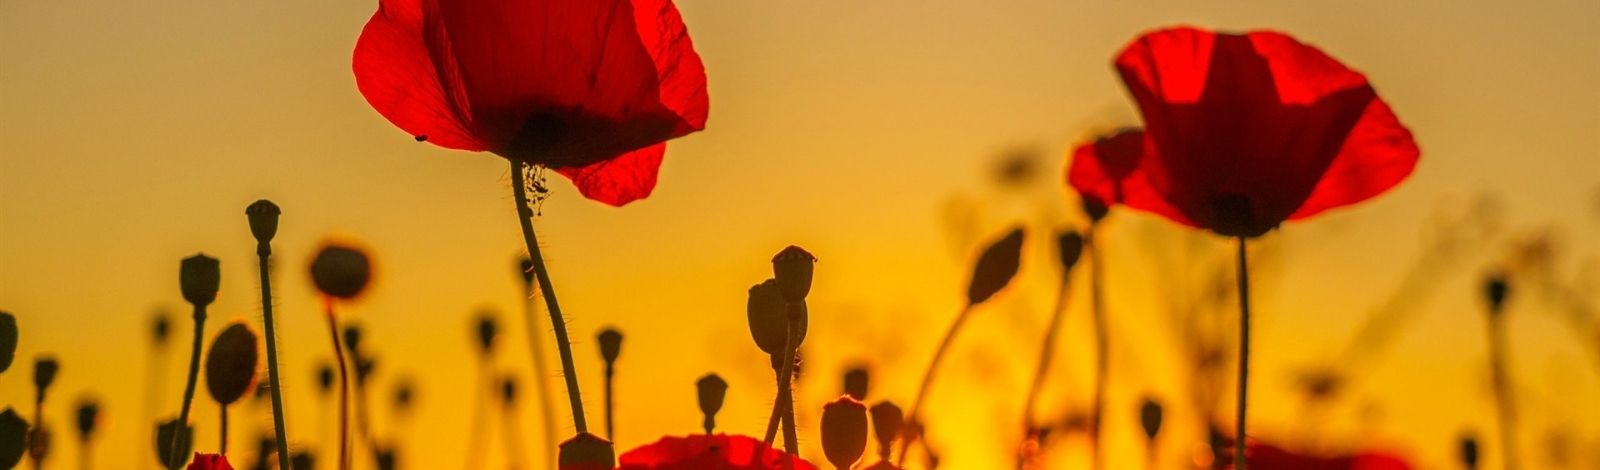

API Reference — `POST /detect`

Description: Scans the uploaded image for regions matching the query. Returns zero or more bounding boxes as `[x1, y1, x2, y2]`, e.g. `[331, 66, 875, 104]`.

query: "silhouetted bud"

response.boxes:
[474, 312, 498, 356]
[843, 366, 869, 401]
[206, 322, 260, 405]
[771, 246, 817, 303]
[769, 349, 805, 378]
[246, 200, 281, 245]
[821, 396, 868, 469]
[1459, 434, 1479, 469]
[392, 378, 415, 414]
[152, 312, 172, 347]
[342, 324, 364, 355]
[290, 451, 314, 470]
[33, 356, 59, 401]
[180, 254, 221, 307]
[967, 227, 1025, 305]
[597, 328, 623, 365]
[747, 280, 790, 355]
[0, 311, 15, 374]
[869, 401, 903, 459]
[375, 446, 396, 470]
[557, 432, 614, 468]
[1082, 197, 1109, 223]
[0, 408, 26, 469]
[155, 418, 192, 469]
[310, 244, 371, 299]
[75, 398, 99, 443]
[517, 257, 536, 286]
[315, 363, 334, 395]
[500, 375, 518, 407]
[355, 356, 377, 388]
[1139, 398, 1163, 441]
[1484, 274, 1509, 315]
[696, 374, 727, 434]
[253, 436, 275, 470]
[1057, 231, 1084, 271]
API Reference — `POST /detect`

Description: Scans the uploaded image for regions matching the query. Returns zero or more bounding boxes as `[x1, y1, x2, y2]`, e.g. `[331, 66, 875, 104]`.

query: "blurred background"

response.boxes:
[2, 0, 1598, 468]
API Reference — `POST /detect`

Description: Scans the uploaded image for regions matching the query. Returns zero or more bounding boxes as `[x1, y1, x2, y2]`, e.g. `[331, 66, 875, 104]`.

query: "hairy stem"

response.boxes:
[167, 305, 207, 470]
[519, 295, 559, 468]
[511, 161, 588, 433]
[256, 247, 293, 470]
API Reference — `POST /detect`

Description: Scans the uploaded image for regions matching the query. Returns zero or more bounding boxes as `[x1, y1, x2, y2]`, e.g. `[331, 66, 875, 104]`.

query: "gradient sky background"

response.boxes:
[3, 0, 1599, 469]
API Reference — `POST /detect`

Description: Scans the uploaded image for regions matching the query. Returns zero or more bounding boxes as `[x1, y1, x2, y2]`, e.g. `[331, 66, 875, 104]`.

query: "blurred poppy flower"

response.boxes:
[353, 0, 710, 206]
[187, 453, 234, 470]
[619, 434, 818, 470]
[1074, 26, 1418, 237]
[1230, 442, 1412, 470]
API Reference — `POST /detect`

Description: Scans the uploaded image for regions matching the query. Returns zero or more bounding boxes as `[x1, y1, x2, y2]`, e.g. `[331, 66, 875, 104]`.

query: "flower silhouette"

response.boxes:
[619, 434, 818, 470]
[353, 0, 709, 205]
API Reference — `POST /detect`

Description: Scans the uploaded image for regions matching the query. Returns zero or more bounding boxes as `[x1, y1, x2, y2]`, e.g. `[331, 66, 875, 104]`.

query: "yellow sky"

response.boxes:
[2, 0, 1599, 469]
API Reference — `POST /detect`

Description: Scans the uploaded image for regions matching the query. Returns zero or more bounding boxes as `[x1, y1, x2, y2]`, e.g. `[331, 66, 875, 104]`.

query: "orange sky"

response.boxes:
[2, 1, 1599, 469]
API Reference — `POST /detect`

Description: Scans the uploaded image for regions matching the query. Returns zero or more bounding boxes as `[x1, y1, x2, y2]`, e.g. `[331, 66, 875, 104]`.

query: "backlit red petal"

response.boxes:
[555, 143, 666, 207]
[353, 0, 486, 151]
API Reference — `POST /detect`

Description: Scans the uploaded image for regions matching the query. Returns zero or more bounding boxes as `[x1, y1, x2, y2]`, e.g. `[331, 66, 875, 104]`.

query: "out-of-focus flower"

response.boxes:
[187, 453, 234, 470]
[310, 244, 372, 300]
[619, 434, 818, 470]
[1226, 442, 1413, 470]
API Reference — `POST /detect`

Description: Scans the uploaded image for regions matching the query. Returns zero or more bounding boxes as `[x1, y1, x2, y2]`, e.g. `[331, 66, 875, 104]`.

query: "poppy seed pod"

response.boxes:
[695, 374, 727, 433]
[0, 311, 15, 374]
[967, 227, 1026, 305]
[180, 254, 222, 307]
[558, 432, 615, 469]
[1459, 434, 1479, 469]
[474, 313, 498, 356]
[747, 279, 789, 355]
[771, 246, 817, 303]
[310, 244, 371, 300]
[1139, 398, 1163, 441]
[245, 200, 281, 245]
[205, 323, 260, 405]
[155, 418, 192, 470]
[842, 366, 869, 401]
[1484, 274, 1510, 315]
[597, 328, 623, 365]
[868, 401, 903, 457]
[821, 396, 869, 469]
[33, 356, 59, 399]
[1057, 231, 1085, 271]
[0, 408, 26, 469]
[516, 257, 535, 286]
[75, 398, 99, 443]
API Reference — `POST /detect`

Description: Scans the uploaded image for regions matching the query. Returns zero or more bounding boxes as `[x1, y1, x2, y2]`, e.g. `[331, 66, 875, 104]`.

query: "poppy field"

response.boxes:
[2, 1, 1598, 469]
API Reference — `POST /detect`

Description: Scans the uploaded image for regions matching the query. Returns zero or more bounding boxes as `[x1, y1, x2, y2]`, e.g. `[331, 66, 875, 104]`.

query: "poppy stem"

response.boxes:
[1234, 237, 1251, 470]
[1487, 306, 1519, 470]
[761, 362, 785, 445]
[604, 363, 615, 442]
[518, 295, 559, 469]
[167, 304, 207, 470]
[219, 406, 228, 456]
[325, 304, 351, 470]
[256, 244, 293, 470]
[1089, 229, 1108, 470]
[765, 314, 801, 454]
[510, 161, 589, 433]
[898, 304, 975, 467]
[1020, 273, 1073, 442]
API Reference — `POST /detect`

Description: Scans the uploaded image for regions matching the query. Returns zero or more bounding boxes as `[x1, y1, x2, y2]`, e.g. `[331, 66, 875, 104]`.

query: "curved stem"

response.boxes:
[1487, 311, 1519, 470]
[518, 295, 558, 468]
[762, 363, 784, 444]
[898, 304, 974, 467]
[219, 406, 229, 456]
[326, 306, 351, 470]
[167, 305, 207, 470]
[1020, 279, 1073, 435]
[33, 397, 43, 470]
[766, 318, 800, 449]
[510, 161, 588, 433]
[1089, 230, 1108, 470]
[1234, 238, 1251, 470]
[256, 248, 293, 470]
[604, 365, 616, 442]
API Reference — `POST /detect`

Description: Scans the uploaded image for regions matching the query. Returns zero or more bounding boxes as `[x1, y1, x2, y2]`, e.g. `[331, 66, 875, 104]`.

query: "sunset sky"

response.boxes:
[2, 0, 1598, 469]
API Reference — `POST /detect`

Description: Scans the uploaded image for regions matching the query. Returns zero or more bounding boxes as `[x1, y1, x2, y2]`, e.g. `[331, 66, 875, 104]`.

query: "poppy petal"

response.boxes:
[1066, 129, 1196, 227]
[1289, 97, 1419, 219]
[353, 0, 486, 151]
[555, 143, 666, 206]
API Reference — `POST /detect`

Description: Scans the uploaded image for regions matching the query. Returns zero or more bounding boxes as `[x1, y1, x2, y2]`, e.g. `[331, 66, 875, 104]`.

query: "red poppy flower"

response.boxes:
[618, 434, 818, 470]
[1229, 442, 1412, 470]
[1073, 26, 1418, 237]
[353, 0, 710, 206]
[187, 453, 234, 470]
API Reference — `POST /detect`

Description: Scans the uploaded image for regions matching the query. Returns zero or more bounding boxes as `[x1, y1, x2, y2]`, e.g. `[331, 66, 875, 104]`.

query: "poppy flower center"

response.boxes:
[1210, 193, 1265, 238]
[503, 113, 570, 164]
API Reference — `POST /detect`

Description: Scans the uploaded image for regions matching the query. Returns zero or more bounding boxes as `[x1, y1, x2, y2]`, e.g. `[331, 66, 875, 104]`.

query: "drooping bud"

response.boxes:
[33, 356, 59, 401]
[310, 244, 371, 300]
[596, 328, 623, 366]
[499, 375, 518, 408]
[474, 312, 498, 356]
[75, 397, 100, 443]
[180, 254, 222, 307]
[315, 362, 334, 395]
[869, 401, 903, 460]
[747, 279, 790, 355]
[557, 432, 615, 469]
[205, 322, 261, 406]
[0, 408, 26, 469]
[1057, 231, 1084, 271]
[771, 246, 817, 303]
[155, 418, 193, 469]
[967, 227, 1025, 305]
[245, 200, 281, 245]
[0, 311, 15, 374]
[1484, 273, 1510, 316]
[821, 396, 869, 470]
[1139, 397, 1163, 441]
[842, 366, 869, 401]
[1459, 434, 1479, 469]
[516, 256, 536, 286]
[695, 374, 728, 434]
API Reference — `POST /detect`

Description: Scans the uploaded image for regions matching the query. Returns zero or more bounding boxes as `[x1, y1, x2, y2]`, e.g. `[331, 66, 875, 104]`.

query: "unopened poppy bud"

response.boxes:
[1139, 397, 1163, 441]
[205, 322, 260, 406]
[869, 401, 903, 459]
[842, 366, 869, 401]
[1484, 274, 1509, 315]
[474, 312, 498, 356]
[821, 396, 868, 469]
[516, 256, 535, 286]
[180, 254, 221, 307]
[290, 452, 313, 470]
[315, 363, 334, 395]
[597, 328, 623, 365]
[375, 446, 396, 470]
[155, 418, 193, 470]
[33, 356, 59, 400]
[342, 324, 364, 355]
[747, 279, 789, 355]
[695, 374, 727, 433]
[310, 244, 371, 300]
[771, 245, 817, 303]
[1459, 434, 1479, 469]
[557, 432, 615, 469]
[967, 227, 1025, 305]
[0, 311, 15, 374]
[500, 375, 518, 407]
[74, 398, 100, 443]
[152, 312, 172, 347]
[355, 356, 378, 388]
[245, 200, 281, 245]
[1082, 197, 1110, 223]
[0, 408, 26, 469]
[1057, 231, 1084, 271]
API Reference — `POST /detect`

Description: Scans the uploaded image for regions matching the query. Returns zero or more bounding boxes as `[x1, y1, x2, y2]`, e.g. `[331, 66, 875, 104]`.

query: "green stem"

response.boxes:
[510, 161, 589, 433]
[519, 295, 559, 468]
[1234, 237, 1250, 470]
[256, 247, 293, 470]
[326, 307, 351, 470]
[1090, 230, 1108, 470]
[1487, 310, 1519, 470]
[167, 305, 207, 470]
[898, 304, 974, 467]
